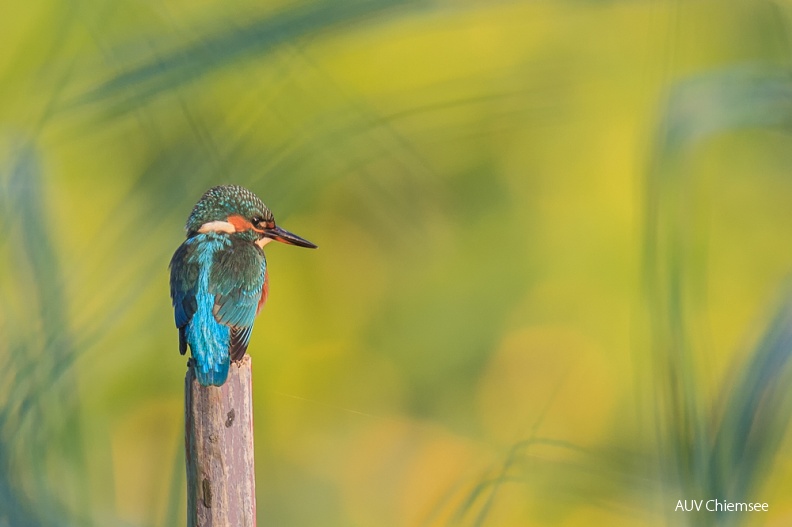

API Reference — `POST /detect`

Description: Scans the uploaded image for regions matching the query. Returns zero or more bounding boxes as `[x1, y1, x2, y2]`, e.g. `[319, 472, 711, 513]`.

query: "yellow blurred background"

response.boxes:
[2, 1, 792, 526]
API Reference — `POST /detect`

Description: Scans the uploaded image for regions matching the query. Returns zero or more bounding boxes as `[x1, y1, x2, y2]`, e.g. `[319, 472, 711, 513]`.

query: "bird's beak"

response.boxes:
[263, 225, 317, 248]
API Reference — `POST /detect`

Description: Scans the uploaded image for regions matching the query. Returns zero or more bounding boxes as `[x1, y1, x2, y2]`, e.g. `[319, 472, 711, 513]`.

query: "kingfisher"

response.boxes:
[169, 185, 316, 386]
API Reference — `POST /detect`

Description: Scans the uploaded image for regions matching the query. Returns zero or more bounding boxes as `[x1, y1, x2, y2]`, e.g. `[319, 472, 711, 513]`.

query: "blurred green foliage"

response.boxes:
[2, 1, 792, 526]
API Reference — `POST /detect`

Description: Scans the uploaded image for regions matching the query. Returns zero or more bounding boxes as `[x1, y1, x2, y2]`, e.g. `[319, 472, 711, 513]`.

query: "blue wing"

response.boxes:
[209, 239, 267, 361]
[169, 241, 199, 355]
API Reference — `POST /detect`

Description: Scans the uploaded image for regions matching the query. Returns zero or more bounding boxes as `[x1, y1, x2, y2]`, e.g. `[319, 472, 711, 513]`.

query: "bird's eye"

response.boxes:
[251, 216, 263, 227]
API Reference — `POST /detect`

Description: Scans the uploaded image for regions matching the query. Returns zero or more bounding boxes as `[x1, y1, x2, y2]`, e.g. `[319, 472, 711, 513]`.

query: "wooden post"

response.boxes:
[185, 355, 256, 527]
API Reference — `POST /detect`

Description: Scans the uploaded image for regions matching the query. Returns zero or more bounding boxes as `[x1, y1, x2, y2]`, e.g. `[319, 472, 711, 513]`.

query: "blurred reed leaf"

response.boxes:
[453, 438, 589, 527]
[76, 0, 424, 112]
[656, 66, 792, 159]
[0, 142, 88, 526]
[709, 298, 792, 511]
[647, 63, 792, 525]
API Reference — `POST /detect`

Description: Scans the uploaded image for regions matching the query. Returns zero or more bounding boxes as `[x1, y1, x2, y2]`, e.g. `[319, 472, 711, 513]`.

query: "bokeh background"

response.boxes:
[2, 1, 792, 526]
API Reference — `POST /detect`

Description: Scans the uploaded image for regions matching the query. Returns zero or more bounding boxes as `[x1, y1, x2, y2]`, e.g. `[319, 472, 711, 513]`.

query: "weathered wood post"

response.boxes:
[185, 355, 256, 527]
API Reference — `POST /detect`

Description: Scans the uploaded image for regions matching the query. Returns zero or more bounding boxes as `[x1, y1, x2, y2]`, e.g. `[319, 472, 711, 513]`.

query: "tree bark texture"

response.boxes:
[186, 355, 256, 527]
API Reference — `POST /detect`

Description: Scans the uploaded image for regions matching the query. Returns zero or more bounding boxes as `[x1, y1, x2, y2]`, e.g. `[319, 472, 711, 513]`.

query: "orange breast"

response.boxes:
[256, 270, 269, 316]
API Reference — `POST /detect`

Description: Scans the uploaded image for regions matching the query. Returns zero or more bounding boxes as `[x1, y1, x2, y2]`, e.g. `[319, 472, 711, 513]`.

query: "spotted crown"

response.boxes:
[185, 185, 274, 235]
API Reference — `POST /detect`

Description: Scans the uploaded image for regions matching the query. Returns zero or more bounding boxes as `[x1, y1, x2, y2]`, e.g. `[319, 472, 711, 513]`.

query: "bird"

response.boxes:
[169, 185, 316, 386]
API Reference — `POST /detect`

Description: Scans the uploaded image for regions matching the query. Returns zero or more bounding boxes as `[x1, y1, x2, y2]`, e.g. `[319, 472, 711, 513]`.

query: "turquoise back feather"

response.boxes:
[181, 234, 232, 386]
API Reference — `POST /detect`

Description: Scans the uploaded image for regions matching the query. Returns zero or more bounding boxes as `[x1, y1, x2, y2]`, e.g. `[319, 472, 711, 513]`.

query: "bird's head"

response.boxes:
[185, 185, 317, 249]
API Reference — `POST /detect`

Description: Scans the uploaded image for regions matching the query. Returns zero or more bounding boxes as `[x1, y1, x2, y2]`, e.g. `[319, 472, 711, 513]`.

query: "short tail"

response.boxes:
[194, 355, 230, 386]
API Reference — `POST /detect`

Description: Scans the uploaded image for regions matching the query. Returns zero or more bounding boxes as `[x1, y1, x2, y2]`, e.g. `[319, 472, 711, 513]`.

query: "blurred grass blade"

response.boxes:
[0, 142, 88, 527]
[710, 298, 792, 504]
[646, 63, 792, 523]
[77, 0, 423, 111]
[657, 66, 792, 159]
